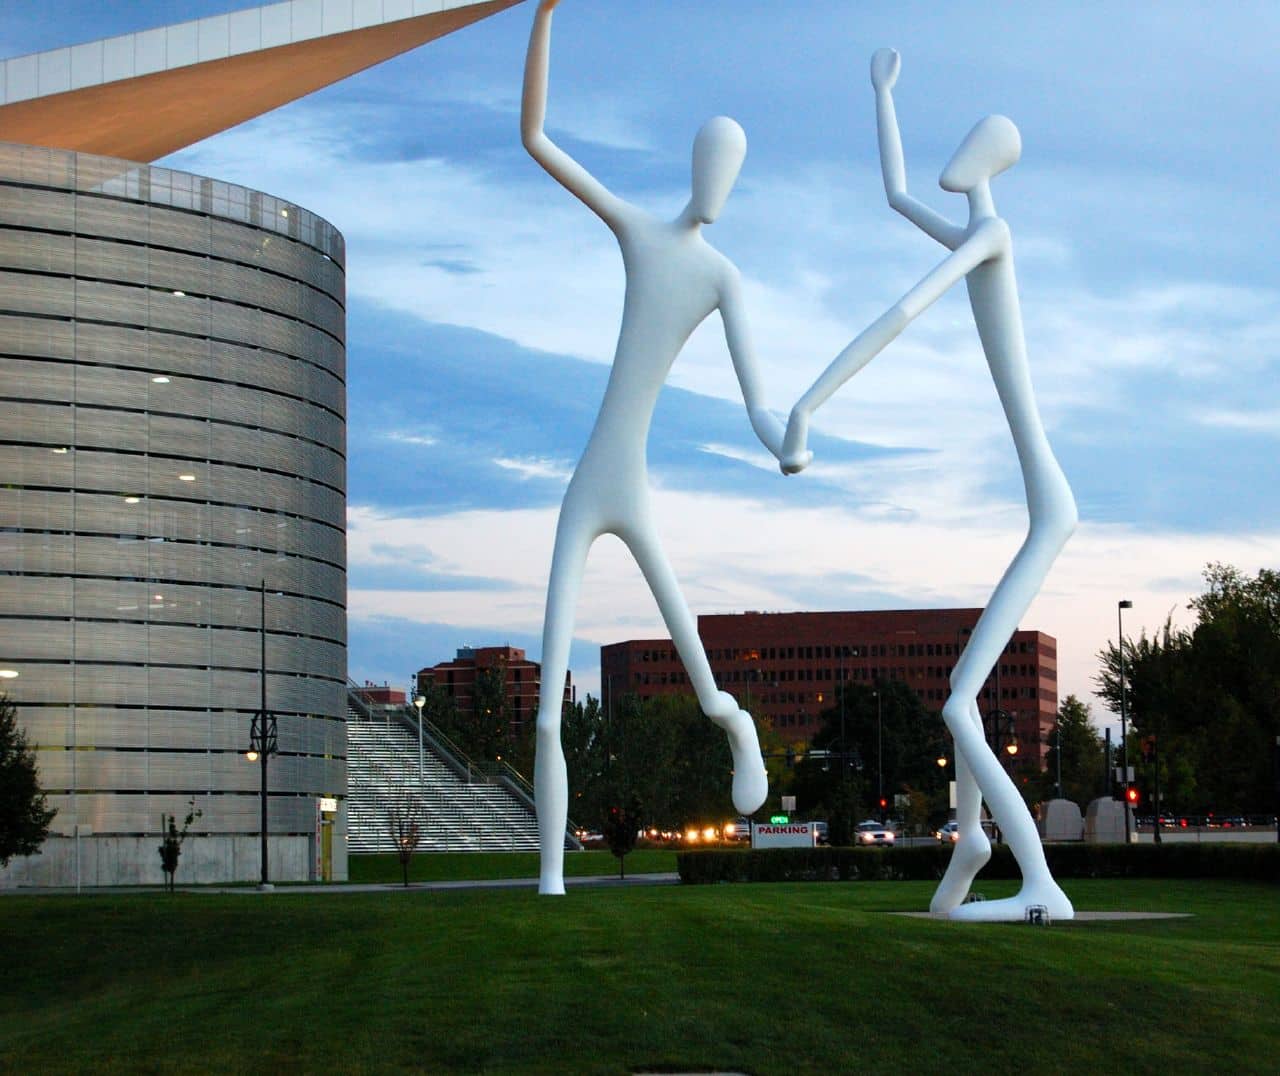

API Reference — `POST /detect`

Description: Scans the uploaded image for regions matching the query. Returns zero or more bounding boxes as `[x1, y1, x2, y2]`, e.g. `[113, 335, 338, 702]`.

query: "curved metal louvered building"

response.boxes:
[0, 142, 347, 884]
[0, 0, 523, 886]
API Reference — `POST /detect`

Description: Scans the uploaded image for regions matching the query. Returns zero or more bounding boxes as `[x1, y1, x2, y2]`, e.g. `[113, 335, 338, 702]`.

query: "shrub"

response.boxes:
[677, 842, 1280, 885]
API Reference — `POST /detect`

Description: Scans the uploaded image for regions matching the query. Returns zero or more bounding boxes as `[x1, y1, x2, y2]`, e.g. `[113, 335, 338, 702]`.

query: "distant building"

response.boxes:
[353, 682, 407, 711]
[601, 609, 1059, 773]
[416, 646, 572, 733]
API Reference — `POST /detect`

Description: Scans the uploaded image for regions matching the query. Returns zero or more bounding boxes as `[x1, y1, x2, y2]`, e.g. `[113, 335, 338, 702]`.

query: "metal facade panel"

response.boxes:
[1, 152, 346, 839]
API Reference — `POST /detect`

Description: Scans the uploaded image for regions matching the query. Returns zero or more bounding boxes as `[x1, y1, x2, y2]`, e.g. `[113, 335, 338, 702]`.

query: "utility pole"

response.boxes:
[1118, 599, 1133, 843]
[249, 579, 277, 890]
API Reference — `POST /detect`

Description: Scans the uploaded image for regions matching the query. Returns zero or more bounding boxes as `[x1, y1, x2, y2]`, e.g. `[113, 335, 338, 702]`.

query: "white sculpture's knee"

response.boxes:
[536, 712, 562, 750]
[705, 690, 741, 723]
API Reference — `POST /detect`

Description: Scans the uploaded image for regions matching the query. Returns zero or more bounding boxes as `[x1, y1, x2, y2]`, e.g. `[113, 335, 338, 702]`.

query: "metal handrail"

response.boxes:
[345, 680, 582, 849]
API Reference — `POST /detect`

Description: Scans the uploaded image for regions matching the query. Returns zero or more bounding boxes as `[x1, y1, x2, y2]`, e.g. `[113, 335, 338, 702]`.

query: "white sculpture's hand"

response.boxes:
[780, 407, 813, 475]
[871, 48, 900, 92]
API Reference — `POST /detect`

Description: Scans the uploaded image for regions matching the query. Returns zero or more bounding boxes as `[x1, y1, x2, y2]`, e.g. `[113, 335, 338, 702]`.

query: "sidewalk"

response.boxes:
[0, 872, 681, 897]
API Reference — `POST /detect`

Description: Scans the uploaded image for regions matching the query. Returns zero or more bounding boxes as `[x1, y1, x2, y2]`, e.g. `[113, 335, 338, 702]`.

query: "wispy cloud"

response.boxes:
[493, 455, 574, 482]
[1196, 408, 1280, 435]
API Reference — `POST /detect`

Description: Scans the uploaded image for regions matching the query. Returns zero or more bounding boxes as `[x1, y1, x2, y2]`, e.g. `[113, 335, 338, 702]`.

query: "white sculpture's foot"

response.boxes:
[538, 874, 566, 896]
[948, 878, 1074, 922]
[929, 829, 992, 914]
[714, 696, 767, 814]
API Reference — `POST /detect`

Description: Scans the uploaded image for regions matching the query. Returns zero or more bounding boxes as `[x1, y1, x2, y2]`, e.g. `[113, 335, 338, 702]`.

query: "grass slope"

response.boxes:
[1, 879, 1276, 1074]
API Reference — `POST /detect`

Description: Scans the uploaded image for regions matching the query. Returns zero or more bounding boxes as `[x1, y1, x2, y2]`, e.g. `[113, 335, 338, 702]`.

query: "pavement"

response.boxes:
[893, 910, 1193, 923]
[204, 871, 683, 895]
[0, 872, 682, 897]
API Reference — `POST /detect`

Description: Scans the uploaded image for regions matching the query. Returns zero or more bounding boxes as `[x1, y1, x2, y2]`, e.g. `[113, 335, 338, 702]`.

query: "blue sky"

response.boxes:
[6, 2, 1278, 728]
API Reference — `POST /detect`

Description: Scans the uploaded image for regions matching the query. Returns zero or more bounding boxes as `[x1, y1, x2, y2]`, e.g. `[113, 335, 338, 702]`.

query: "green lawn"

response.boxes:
[347, 849, 677, 884]
[1, 879, 1276, 1074]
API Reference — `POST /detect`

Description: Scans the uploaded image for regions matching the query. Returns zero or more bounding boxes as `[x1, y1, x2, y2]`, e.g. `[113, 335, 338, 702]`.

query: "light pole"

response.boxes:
[873, 686, 883, 820]
[1054, 716, 1063, 800]
[413, 693, 426, 784]
[247, 579, 277, 891]
[1118, 599, 1133, 843]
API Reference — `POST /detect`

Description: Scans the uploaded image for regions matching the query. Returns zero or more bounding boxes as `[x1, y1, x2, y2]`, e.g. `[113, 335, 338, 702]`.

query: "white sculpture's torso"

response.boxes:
[578, 213, 729, 482]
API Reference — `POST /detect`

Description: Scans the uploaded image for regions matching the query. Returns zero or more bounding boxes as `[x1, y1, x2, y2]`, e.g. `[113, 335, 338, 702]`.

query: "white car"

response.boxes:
[855, 820, 895, 846]
[936, 820, 960, 844]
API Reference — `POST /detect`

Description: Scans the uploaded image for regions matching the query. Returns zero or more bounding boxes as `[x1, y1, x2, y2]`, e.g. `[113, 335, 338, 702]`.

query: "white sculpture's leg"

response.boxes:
[929, 705, 990, 914]
[535, 504, 596, 896]
[623, 522, 768, 815]
[941, 487, 1076, 920]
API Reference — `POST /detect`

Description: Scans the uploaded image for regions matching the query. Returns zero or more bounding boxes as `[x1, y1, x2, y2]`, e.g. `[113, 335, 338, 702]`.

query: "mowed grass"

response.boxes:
[347, 849, 678, 884]
[1, 878, 1276, 1074]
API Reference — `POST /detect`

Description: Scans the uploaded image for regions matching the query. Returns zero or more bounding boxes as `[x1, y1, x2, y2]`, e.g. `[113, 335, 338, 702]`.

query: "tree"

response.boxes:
[793, 680, 948, 833]
[602, 799, 640, 879]
[0, 693, 56, 868]
[1095, 564, 1280, 814]
[472, 664, 514, 762]
[157, 798, 202, 893]
[387, 788, 424, 887]
[563, 693, 608, 825]
[1039, 695, 1105, 807]
[579, 692, 746, 832]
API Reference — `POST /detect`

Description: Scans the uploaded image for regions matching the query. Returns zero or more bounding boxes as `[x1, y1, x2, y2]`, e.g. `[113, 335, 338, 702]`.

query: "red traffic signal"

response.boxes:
[878, 797, 888, 809]
[1124, 786, 1139, 806]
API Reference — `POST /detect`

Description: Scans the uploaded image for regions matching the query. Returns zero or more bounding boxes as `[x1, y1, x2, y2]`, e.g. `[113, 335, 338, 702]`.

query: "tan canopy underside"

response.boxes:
[0, 0, 520, 162]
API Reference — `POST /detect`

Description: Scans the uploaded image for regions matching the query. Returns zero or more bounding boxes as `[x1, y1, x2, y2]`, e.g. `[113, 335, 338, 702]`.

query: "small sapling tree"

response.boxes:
[388, 790, 424, 887]
[157, 798, 202, 893]
[603, 799, 640, 879]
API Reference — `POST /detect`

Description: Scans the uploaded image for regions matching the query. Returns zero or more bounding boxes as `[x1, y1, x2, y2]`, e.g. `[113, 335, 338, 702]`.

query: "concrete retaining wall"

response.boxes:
[0, 834, 346, 888]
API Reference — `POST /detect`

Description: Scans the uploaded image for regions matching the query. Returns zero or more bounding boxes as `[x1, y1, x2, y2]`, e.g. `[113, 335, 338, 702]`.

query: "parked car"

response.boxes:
[855, 820, 895, 846]
[936, 820, 960, 844]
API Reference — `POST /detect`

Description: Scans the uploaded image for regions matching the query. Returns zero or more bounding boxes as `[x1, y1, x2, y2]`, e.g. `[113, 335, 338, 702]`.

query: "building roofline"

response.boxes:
[0, 0, 520, 162]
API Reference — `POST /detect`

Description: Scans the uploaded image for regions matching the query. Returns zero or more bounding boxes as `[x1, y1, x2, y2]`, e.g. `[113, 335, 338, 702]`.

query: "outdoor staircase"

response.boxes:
[344, 687, 576, 854]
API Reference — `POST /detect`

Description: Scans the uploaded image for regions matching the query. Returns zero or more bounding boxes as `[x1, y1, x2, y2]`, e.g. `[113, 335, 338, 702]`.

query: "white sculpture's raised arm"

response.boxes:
[781, 223, 1003, 466]
[522, 1, 627, 229]
[719, 269, 793, 465]
[871, 48, 965, 250]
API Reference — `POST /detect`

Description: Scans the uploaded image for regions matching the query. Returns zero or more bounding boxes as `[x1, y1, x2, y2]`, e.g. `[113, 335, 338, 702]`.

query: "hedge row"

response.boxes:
[676, 842, 1280, 885]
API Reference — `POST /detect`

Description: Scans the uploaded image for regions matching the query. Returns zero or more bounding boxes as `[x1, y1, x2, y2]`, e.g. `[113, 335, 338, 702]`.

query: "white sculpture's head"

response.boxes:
[690, 116, 746, 223]
[940, 115, 1021, 192]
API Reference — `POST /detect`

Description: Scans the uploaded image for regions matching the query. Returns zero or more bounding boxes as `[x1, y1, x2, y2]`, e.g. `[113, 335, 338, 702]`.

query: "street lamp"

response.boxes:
[248, 580, 276, 890]
[1052, 718, 1063, 800]
[413, 693, 426, 784]
[1118, 598, 1133, 843]
[872, 687, 883, 820]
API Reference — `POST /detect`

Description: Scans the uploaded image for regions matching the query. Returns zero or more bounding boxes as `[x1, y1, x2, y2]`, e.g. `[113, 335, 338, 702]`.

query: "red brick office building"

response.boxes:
[415, 645, 572, 734]
[600, 609, 1059, 773]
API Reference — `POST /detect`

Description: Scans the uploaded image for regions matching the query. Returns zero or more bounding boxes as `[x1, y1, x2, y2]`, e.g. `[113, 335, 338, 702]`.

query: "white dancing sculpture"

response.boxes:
[522, 0, 783, 895]
[782, 49, 1077, 922]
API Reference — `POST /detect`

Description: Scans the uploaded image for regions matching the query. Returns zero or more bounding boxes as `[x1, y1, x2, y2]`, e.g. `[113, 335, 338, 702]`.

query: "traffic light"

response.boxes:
[878, 797, 888, 810]
[1125, 786, 1139, 807]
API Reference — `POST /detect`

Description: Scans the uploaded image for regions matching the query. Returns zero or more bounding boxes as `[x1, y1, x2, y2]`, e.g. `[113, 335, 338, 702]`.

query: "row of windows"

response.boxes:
[0, 230, 345, 340]
[4, 526, 343, 575]
[635, 638, 1040, 664]
[1, 319, 346, 425]
[631, 663, 1047, 689]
